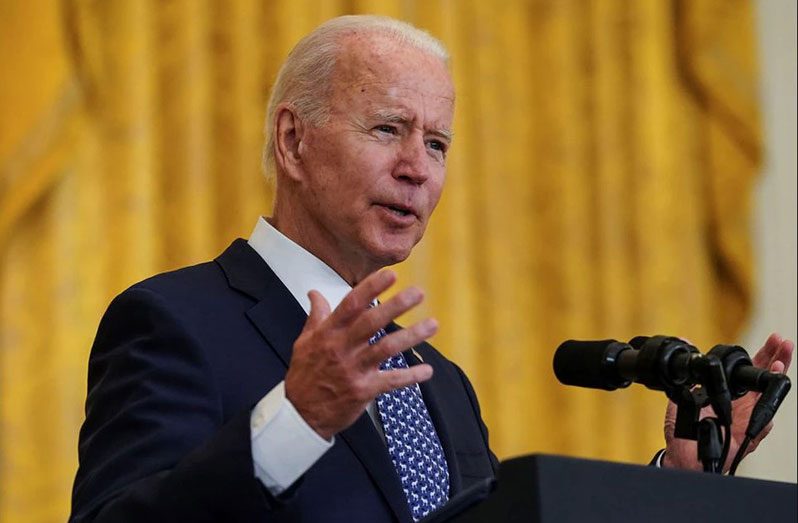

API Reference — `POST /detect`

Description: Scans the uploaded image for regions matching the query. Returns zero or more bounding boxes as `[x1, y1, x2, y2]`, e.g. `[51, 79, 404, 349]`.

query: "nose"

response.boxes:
[393, 134, 430, 185]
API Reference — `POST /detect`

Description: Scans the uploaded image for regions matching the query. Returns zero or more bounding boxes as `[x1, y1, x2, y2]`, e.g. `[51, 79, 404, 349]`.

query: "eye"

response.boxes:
[426, 139, 448, 154]
[374, 124, 398, 135]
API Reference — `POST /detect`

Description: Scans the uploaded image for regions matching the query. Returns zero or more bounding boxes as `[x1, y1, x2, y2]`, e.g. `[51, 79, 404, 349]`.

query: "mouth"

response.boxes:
[386, 205, 412, 217]
[377, 203, 417, 218]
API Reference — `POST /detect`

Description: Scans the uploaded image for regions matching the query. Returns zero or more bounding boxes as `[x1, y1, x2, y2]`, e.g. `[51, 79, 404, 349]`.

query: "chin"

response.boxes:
[367, 246, 411, 268]
[362, 226, 424, 267]
[367, 239, 416, 267]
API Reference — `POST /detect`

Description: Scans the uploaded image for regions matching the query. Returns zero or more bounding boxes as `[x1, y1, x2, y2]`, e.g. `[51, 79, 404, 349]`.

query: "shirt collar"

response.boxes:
[247, 217, 352, 315]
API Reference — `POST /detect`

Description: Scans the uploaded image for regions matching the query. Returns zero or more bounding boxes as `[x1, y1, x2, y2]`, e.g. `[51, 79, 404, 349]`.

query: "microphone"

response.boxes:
[747, 375, 791, 437]
[553, 336, 701, 392]
[552, 339, 634, 391]
[709, 343, 793, 436]
[555, 335, 793, 476]
[553, 337, 789, 397]
[707, 344, 788, 397]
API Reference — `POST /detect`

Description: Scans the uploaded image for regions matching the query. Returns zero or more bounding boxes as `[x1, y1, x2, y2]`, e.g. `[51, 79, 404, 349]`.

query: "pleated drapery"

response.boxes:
[0, 1, 761, 521]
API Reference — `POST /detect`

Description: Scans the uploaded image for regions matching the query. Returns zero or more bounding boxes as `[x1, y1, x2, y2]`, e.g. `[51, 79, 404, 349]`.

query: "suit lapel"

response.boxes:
[215, 240, 411, 522]
[216, 239, 305, 366]
[245, 291, 304, 368]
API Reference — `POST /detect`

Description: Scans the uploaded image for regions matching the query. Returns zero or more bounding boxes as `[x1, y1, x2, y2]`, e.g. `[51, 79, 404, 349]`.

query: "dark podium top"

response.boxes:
[425, 454, 797, 522]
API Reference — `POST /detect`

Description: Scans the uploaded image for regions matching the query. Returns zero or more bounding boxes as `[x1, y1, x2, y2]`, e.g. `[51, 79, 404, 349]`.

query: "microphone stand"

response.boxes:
[697, 418, 723, 473]
[632, 336, 732, 473]
[666, 382, 727, 474]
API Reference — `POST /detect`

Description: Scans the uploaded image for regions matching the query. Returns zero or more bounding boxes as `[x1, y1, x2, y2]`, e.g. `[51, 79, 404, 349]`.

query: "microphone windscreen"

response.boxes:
[553, 339, 629, 390]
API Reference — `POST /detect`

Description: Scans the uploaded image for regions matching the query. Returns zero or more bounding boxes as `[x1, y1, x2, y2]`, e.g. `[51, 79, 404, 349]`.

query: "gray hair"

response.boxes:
[262, 15, 450, 177]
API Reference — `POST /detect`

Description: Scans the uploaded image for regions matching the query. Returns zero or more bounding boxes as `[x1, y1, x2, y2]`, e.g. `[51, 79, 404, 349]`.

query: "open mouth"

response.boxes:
[385, 205, 412, 217]
[376, 202, 416, 219]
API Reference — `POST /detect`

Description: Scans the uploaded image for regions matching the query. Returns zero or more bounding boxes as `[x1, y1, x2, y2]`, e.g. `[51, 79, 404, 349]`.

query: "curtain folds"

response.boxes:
[0, 1, 761, 521]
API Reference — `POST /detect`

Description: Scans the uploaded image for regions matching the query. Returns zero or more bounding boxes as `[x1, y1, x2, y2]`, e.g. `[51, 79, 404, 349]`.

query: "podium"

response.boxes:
[425, 454, 797, 522]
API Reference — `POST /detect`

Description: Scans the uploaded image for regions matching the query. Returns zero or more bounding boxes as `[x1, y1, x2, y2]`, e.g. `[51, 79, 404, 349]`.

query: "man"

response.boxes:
[70, 14, 793, 523]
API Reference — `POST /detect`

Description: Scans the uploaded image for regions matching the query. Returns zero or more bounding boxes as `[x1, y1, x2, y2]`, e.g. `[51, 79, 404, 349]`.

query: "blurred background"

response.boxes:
[0, 0, 795, 521]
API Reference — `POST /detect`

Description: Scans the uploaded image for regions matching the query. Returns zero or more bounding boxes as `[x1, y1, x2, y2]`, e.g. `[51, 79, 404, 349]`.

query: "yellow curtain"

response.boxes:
[0, 1, 761, 521]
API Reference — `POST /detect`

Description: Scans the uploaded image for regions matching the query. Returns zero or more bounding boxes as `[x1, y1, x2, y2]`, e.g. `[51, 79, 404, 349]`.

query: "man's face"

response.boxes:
[294, 35, 454, 278]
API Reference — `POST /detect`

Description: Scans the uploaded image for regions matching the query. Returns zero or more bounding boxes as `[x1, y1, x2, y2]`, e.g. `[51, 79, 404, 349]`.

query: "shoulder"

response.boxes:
[107, 239, 260, 323]
[129, 260, 229, 303]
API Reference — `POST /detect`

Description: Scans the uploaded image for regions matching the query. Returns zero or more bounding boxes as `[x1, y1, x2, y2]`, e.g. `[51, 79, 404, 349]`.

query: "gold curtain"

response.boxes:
[0, 1, 761, 521]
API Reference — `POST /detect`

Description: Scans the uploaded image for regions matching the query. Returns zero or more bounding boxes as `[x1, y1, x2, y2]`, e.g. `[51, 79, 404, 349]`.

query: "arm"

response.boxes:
[72, 270, 438, 521]
[71, 287, 273, 522]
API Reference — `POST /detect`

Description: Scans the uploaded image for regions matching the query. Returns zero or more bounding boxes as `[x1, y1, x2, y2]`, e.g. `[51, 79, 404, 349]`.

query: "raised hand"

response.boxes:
[284, 270, 437, 440]
[662, 333, 794, 471]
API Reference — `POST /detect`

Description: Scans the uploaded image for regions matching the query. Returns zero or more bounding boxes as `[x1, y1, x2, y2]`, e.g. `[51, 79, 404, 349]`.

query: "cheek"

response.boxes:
[320, 138, 379, 180]
[351, 140, 392, 167]
[425, 172, 446, 212]
[345, 146, 397, 193]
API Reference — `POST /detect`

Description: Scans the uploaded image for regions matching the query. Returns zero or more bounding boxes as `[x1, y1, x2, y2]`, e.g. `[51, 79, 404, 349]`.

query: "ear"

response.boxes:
[273, 104, 307, 182]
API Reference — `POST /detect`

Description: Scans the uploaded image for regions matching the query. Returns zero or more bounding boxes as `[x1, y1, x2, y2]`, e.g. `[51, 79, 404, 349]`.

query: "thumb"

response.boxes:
[664, 400, 677, 438]
[306, 290, 332, 328]
[770, 361, 786, 374]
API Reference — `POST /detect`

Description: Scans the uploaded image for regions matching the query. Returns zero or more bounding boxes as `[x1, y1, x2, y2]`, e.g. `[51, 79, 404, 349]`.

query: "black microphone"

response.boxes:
[707, 343, 792, 437]
[746, 375, 791, 438]
[554, 338, 790, 429]
[552, 339, 635, 391]
[553, 336, 701, 392]
[707, 344, 788, 397]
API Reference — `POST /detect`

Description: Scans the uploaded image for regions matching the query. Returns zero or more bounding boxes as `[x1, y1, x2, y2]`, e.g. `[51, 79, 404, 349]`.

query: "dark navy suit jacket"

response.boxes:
[71, 239, 498, 522]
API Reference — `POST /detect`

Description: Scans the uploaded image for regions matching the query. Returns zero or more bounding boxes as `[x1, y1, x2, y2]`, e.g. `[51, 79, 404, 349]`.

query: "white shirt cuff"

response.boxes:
[653, 449, 666, 468]
[250, 381, 334, 495]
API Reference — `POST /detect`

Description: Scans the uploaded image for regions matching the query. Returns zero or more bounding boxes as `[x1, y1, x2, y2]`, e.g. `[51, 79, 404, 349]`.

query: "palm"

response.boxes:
[662, 333, 794, 471]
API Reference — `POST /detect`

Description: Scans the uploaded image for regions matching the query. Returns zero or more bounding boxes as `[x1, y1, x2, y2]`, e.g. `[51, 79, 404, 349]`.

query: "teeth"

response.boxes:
[388, 206, 409, 217]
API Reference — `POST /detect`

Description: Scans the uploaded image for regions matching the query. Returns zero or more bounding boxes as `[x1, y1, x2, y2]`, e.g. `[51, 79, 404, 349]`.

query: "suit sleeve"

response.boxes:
[70, 287, 277, 522]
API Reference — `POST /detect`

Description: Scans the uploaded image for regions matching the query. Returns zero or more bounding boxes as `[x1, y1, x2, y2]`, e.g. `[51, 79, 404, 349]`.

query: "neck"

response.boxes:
[269, 194, 379, 286]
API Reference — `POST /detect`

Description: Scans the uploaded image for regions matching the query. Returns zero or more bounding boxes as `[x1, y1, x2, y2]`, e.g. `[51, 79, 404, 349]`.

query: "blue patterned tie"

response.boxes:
[370, 328, 450, 521]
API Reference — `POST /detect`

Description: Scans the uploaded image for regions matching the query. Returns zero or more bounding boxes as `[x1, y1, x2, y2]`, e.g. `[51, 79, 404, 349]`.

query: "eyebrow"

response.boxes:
[371, 110, 454, 142]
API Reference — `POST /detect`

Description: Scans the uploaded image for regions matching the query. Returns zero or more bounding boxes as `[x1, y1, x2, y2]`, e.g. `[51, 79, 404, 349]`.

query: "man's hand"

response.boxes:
[284, 270, 437, 440]
[662, 333, 794, 471]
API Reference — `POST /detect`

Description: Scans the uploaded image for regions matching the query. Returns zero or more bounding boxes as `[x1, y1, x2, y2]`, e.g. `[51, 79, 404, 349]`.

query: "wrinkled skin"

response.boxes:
[272, 33, 453, 285]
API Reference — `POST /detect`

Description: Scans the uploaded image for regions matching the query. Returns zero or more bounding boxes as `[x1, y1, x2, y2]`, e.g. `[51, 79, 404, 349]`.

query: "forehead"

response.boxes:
[329, 34, 455, 124]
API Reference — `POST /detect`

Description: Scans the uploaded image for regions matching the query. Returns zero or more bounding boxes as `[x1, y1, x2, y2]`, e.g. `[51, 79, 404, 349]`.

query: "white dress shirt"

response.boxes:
[247, 217, 386, 495]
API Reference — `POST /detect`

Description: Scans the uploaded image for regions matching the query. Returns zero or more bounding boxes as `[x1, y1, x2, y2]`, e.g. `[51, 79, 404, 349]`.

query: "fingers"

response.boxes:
[360, 318, 438, 368]
[372, 363, 434, 394]
[291, 274, 440, 438]
[752, 333, 783, 368]
[663, 400, 677, 442]
[331, 270, 397, 326]
[774, 338, 794, 374]
[349, 286, 425, 342]
[665, 399, 677, 421]
[751, 333, 795, 376]
[307, 272, 437, 373]
[306, 290, 332, 329]
[326, 270, 430, 346]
